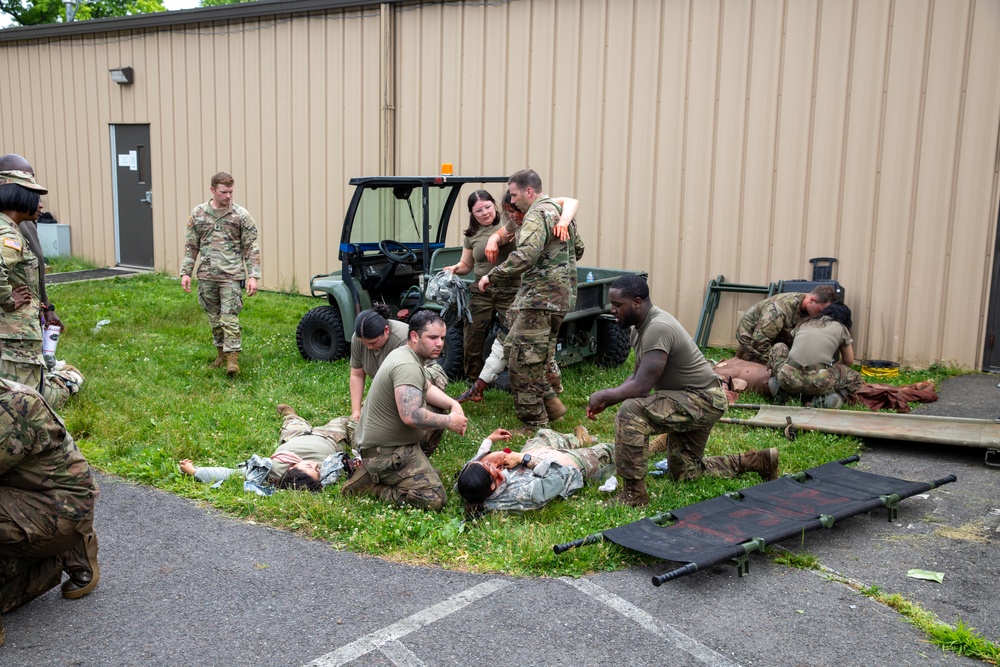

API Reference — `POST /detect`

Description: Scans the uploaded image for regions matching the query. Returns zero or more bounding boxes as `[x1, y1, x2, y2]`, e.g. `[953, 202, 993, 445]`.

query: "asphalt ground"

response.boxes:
[1, 374, 997, 666]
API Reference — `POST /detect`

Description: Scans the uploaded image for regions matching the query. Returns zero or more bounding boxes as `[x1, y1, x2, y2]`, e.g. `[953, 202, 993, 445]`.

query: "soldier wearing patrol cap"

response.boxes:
[180, 172, 262, 376]
[0, 167, 84, 408]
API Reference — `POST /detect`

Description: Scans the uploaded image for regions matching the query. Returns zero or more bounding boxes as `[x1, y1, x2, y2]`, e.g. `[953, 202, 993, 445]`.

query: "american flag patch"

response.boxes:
[2, 238, 21, 251]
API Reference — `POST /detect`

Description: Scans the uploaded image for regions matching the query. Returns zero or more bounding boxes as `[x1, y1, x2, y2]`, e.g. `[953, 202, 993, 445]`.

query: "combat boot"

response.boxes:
[457, 379, 488, 404]
[573, 425, 595, 446]
[820, 392, 846, 409]
[604, 478, 649, 508]
[61, 529, 99, 600]
[276, 404, 296, 418]
[208, 346, 225, 368]
[649, 434, 669, 455]
[341, 464, 376, 496]
[513, 424, 545, 438]
[544, 396, 567, 422]
[740, 447, 780, 481]
[226, 351, 240, 376]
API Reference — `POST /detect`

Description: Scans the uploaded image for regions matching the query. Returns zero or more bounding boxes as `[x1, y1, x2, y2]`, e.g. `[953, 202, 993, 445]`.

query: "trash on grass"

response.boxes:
[906, 569, 944, 583]
[599, 477, 618, 493]
[92, 319, 111, 333]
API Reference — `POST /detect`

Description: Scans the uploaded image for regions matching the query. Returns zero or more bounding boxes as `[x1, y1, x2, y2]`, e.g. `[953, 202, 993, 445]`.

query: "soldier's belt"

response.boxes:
[359, 443, 415, 456]
[786, 359, 831, 372]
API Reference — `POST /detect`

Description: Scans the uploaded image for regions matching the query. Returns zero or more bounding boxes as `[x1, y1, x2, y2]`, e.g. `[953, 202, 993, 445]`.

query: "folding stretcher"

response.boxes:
[554, 456, 955, 585]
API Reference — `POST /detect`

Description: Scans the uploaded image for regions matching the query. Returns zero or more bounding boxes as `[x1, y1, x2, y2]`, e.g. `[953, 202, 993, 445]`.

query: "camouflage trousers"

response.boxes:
[463, 281, 518, 381]
[505, 308, 565, 427]
[197, 279, 244, 352]
[360, 443, 446, 511]
[0, 349, 82, 410]
[770, 344, 863, 398]
[614, 383, 740, 482]
[279, 413, 354, 453]
[524, 429, 614, 480]
[0, 487, 96, 614]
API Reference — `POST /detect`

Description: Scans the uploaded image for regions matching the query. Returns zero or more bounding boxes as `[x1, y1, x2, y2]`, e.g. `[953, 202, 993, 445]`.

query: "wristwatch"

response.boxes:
[44, 303, 55, 312]
[521, 453, 532, 467]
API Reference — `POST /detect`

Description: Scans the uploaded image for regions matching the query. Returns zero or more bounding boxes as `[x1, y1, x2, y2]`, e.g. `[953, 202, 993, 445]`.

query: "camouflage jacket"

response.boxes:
[482, 457, 584, 512]
[0, 213, 42, 343]
[0, 378, 97, 522]
[739, 293, 806, 359]
[180, 201, 262, 282]
[489, 196, 585, 312]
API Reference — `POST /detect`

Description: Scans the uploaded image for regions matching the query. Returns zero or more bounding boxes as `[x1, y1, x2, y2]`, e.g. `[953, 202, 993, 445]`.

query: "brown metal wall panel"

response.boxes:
[2, 0, 999, 368]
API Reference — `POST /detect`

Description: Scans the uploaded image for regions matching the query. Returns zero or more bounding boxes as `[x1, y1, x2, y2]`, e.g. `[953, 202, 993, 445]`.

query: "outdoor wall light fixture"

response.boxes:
[109, 67, 134, 85]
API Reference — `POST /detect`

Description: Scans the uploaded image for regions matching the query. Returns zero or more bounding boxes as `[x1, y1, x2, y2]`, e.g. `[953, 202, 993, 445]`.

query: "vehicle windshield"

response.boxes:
[350, 185, 454, 244]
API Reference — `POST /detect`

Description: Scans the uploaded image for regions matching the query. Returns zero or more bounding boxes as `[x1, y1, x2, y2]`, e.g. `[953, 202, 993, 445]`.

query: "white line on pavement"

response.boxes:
[305, 579, 512, 667]
[380, 640, 427, 667]
[560, 577, 744, 667]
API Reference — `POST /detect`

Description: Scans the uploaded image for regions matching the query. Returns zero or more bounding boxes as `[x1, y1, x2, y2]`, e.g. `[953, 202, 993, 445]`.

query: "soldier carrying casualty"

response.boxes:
[587, 275, 778, 507]
[734, 285, 837, 366]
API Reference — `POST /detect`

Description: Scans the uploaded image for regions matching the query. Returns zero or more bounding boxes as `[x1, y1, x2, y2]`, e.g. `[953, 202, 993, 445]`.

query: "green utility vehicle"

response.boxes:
[295, 174, 642, 380]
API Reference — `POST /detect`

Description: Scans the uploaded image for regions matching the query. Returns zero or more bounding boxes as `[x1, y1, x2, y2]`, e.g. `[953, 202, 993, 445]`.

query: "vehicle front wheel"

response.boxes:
[592, 316, 630, 368]
[296, 306, 349, 362]
[438, 320, 465, 381]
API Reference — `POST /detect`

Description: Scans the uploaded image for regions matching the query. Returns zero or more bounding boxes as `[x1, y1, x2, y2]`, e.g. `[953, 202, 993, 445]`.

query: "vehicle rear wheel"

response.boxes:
[439, 320, 465, 381]
[296, 306, 348, 362]
[593, 316, 630, 368]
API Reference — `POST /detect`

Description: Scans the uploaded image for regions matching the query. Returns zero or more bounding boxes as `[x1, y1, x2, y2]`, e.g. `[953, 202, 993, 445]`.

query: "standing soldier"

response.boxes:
[0, 379, 100, 646]
[477, 170, 584, 433]
[180, 172, 261, 376]
[0, 166, 84, 409]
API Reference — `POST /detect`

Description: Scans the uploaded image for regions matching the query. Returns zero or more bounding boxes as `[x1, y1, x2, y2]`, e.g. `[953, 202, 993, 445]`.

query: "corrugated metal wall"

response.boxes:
[1, 0, 999, 368]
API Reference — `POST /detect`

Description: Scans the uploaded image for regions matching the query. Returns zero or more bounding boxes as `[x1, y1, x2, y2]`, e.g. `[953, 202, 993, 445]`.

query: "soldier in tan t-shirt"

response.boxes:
[341, 311, 467, 511]
[587, 275, 779, 507]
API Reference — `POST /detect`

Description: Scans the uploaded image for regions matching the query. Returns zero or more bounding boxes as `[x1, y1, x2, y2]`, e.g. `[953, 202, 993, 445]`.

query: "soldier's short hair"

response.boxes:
[211, 172, 235, 188]
[810, 284, 837, 304]
[0, 184, 41, 215]
[408, 309, 446, 336]
[508, 169, 542, 192]
[610, 274, 650, 302]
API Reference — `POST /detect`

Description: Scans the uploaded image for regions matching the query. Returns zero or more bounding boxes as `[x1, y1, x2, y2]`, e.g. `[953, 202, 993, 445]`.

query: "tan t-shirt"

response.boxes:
[350, 319, 409, 378]
[355, 346, 429, 448]
[632, 306, 719, 391]
[268, 434, 348, 480]
[464, 222, 514, 278]
[789, 318, 852, 367]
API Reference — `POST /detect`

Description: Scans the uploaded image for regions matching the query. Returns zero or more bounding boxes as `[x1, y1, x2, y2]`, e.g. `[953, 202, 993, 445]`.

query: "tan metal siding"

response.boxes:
[1, 0, 999, 369]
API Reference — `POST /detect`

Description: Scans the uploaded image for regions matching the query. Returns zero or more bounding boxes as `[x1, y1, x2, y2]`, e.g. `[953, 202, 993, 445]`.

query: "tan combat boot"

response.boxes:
[61, 529, 100, 600]
[457, 379, 488, 404]
[341, 464, 376, 496]
[276, 404, 296, 418]
[649, 434, 670, 455]
[226, 351, 240, 376]
[544, 396, 567, 422]
[208, 346, 225, 368]
[604, 478, 650, 508]
[573, 425, 595, 446]
[741, 448, 780, 481]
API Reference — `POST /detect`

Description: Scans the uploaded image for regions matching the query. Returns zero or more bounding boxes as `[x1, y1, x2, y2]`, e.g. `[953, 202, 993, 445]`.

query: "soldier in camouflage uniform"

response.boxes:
[456, 424, 613, 513]
[0, 378, 99, 646]
[180, 172, 262, 377]
[0, 169, 84, 410]
[769, 302, 864, 409]
[734, 285, 837, 366]
[341, 311, 467, 511]
[588, 275, 779, 507]
[478, 170, 584, 431]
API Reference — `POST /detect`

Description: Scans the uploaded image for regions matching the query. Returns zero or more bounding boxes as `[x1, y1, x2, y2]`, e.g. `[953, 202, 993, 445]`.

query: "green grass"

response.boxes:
[45, 255, 101, 273]
[49, 271, 965, 577]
